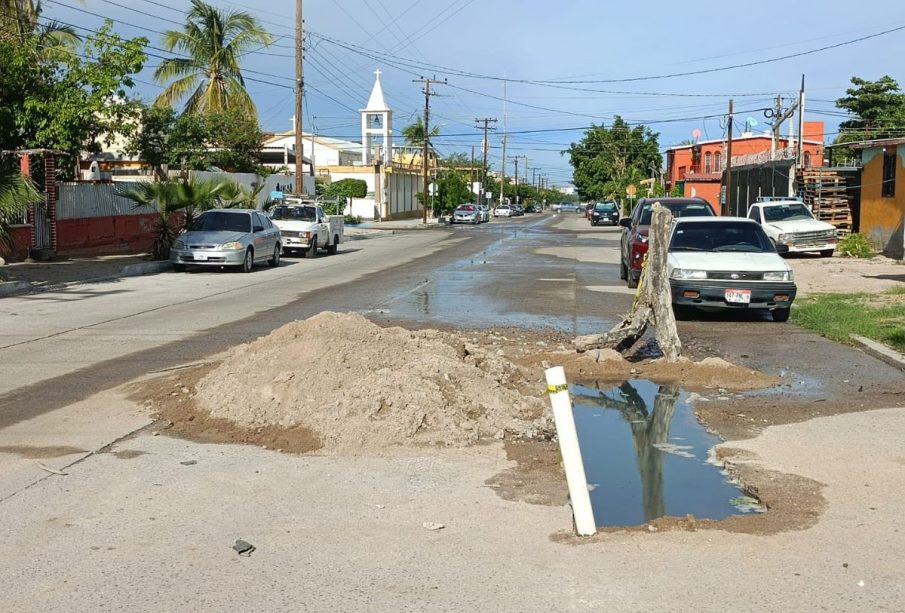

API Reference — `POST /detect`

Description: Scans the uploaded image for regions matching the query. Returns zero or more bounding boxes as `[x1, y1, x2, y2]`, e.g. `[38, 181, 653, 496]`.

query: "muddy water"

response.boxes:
[368, 220, 617, 333]
[572, 380, 760, 527]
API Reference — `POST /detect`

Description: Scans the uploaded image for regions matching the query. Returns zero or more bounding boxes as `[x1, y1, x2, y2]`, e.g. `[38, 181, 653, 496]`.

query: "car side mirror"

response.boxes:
[619, 218, 632, 229]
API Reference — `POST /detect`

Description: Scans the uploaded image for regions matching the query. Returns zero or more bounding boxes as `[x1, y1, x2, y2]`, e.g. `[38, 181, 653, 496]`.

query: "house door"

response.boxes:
[32, 200, 50, 250]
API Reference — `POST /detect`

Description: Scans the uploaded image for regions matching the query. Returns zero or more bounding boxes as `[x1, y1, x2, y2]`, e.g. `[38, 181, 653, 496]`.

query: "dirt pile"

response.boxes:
[195, 312, 551, 453]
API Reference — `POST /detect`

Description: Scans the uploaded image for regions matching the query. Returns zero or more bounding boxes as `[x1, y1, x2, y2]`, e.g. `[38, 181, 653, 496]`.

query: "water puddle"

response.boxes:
[572, 380, 763, 527]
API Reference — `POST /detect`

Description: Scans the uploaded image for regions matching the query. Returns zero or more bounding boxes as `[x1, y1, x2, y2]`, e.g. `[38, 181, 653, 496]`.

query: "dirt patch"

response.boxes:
[128, 362, 322, 455]
[110, 450, 147, 460]
[0, 445, 86, 458]
[514, 349, 778, 392]
[485, 441, 568, 507]
[790, 255, 905, 295]
[194, 312, 554, 454]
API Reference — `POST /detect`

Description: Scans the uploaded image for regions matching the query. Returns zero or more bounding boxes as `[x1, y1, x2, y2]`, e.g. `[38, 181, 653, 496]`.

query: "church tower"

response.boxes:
[361, 69, 393, 165]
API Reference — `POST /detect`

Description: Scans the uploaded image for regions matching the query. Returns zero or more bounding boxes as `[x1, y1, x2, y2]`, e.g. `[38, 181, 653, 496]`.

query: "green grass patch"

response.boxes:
[792, 289, 905, 352]
[836, 233, 876, 258]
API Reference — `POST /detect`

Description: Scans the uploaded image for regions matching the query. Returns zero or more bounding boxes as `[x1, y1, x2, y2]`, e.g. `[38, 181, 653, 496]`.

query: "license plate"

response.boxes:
[193, 253, 208, 261]
[725, 289, 751, 304]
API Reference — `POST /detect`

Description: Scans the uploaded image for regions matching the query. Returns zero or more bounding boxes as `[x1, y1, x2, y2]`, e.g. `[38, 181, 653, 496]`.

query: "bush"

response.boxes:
[344, 214, 363, 225]
[837, 233, 875, 258]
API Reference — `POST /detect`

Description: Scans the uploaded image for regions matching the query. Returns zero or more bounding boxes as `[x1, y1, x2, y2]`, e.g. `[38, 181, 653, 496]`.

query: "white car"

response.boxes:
[494, 204, 512, 217]
[747, 198, 837, 256]
[668, 217, 796, 322]
[270, 202, 344, 257]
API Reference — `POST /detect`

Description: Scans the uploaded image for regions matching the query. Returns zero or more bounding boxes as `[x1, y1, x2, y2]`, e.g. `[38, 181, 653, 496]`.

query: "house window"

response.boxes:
[803, 152, 811, 168]
[704, 152, 712, 174]
[714, 152, 722, 172]
[882, 150, 897, 198]
[678, 165, 687, 179]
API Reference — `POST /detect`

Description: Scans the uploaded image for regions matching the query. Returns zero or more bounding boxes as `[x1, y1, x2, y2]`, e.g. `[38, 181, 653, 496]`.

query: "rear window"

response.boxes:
[671, 221, 774, 253]
[188, 212, 251, 233]
[595, 202, 618, 211]
[271, 206, 317, 221]
[457, 205, 476, 211]
[640, 201, 714, 225]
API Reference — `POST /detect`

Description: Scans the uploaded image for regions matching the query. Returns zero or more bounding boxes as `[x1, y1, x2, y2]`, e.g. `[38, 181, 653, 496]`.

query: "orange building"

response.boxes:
[850, 138, 905, 258]
[665, 122, 825, 210]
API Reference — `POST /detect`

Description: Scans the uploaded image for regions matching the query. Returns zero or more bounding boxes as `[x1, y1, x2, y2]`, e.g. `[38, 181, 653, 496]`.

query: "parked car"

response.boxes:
[452, 204, 481, 224]
[511, 204, 525, 216]
[494, 204, 512, 217]
[557, 203, 582, 213]
[590, 201, 620, 226]
[170, 209, 282, 273]
[524, 204, 540, 213]
[668, 217, 796, 322]
[478, 204, 491, 223]
[620, 197, 716, 288]
[746, 198, 837, 256]
[270, 201, 344, 257]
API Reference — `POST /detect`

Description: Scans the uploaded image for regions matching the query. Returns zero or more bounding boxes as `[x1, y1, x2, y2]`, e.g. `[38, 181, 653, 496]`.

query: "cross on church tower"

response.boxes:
[361, 68, 393, 165]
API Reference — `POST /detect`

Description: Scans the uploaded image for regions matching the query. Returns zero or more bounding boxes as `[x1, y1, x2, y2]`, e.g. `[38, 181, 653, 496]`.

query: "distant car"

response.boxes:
[747, 198, 837, 256]
[524, 204, 540, 213]
[494, 204, 512, 217]
[590, 201, 620, 226]
[512, 204, 525, 216]
[557, 203, 581, 213]
[452, 204, 481, 224]
[668, 217, 796, 322]
[478, 205, 491, 223]
[620, 197, 716, 288]
[170, 209, 281, 273]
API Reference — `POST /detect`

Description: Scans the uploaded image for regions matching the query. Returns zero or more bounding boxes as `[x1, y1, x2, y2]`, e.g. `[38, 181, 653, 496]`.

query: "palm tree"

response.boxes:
[0, 165, 42, 250]
[402, 117, 440, 148]
[0, 0, 80, 61]
[154, 0, 272, 116]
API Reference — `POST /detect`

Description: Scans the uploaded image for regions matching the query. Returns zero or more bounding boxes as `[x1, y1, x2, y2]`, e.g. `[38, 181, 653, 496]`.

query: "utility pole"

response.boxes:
[797, 74, 806, 168]
[475, 117, 497, 206]
[513, 156, 520, 205]
[724, 99, 734, 216]
[499, 134, 507, 205]
[413, 76, 446, 223]
[294, 0, 305, 195]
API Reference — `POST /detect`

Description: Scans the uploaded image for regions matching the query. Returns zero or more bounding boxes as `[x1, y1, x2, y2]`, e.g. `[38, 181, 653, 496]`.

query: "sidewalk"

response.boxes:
[0, 254, 169, 297]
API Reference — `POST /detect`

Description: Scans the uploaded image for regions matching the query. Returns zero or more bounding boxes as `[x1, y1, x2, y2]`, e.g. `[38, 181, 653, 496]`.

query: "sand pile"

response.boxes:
[195, 312, 551, 453]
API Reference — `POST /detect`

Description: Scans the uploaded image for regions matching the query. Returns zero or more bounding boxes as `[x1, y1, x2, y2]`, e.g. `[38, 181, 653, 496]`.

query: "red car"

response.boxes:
[619, 197, 716, 288]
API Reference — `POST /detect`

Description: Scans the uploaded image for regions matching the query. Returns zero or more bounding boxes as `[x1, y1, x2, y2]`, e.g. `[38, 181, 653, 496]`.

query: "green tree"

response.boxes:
[434, 169, 472, 215]
[0, 164, 42, 249]
[324, 178, 367, 214]
[154, 0, 272, 116]
[835, 76, 905, 143]
[565, 116, 662, 202]
[205, 108, 263, 172]
[125, 106, 177, 179]
[402, 117, 440, 147]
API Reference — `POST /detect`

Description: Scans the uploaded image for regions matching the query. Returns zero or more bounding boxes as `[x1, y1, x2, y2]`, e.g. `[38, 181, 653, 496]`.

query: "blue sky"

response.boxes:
[44, 0, 905, 187]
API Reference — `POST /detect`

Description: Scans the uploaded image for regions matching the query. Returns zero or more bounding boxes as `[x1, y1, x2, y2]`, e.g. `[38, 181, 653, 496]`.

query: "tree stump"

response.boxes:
[574, 204, 682, 361]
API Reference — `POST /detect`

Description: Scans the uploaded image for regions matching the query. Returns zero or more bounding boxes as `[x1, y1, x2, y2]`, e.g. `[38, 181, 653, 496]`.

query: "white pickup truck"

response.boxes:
[269, 200, 344, 258]
[746, 198, 837, 256]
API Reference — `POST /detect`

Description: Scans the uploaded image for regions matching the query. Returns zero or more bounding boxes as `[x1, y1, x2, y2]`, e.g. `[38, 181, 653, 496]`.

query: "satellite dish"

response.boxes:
[691, 129, 702, 141]
[87, 161, 101, 181]
[745, 117, 759, 129]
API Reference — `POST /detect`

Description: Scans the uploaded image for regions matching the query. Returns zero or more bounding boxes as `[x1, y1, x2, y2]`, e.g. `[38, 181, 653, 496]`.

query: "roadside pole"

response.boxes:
[724, 99, 734, 216]
[545, 367, 597, 536]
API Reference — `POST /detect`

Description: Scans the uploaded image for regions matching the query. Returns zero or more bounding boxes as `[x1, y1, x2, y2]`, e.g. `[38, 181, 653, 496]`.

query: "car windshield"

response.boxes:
[595, 202, 618, 211]
[639, 202, 713, 225]
[457, 205, 476, 211]
[188, 212, 251, 233]
[671, 221, 774, 253]
[763, 203, 814, 222]
[270, 205, 317, 221]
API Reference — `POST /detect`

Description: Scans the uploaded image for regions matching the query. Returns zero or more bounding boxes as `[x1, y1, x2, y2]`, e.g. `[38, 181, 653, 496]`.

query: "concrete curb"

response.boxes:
[0, 281, 32, 297]
[851, 335, 905, 371]
[0, 260, 171, 299]
[120, 261, 172, 277]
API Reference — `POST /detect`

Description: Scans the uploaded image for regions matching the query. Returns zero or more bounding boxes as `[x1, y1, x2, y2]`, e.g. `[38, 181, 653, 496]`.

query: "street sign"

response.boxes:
[429, 182, 437, 196]
[271, 191, 284, 200]
[626, 185, 637, 197]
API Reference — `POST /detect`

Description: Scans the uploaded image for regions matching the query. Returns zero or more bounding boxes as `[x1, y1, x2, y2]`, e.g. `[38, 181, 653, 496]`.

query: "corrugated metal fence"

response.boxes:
[56, 183, 157, 220]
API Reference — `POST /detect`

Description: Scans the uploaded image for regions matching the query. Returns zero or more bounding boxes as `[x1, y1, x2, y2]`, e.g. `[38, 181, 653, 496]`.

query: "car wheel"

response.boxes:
[672, 304, 694, 320]
[619, 260, 628, 281]
[819, 249, 834, 257]
[268, 244, 281, 267]
[240, 248, 254, 273]
[772, 308, 791, 322]
[326, 235, 338, 255]
[627, 272, 639, 289]
[305, 237, 318, 258]
[173, 263, 186, 273]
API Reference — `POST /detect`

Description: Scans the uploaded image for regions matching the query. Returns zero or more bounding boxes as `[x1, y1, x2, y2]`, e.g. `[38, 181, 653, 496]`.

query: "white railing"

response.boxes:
[731, 147, 796, 167]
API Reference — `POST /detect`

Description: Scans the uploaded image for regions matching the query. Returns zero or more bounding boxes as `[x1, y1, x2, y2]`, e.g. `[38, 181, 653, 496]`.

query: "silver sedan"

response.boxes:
[170, 209, 282, 273]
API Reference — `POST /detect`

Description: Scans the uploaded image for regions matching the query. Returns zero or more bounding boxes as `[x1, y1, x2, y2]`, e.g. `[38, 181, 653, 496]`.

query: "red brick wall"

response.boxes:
[55, 214, 159, 255]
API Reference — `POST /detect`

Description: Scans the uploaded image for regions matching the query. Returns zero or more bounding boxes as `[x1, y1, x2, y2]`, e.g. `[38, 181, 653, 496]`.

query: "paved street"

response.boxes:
[1, 213, 904, 611]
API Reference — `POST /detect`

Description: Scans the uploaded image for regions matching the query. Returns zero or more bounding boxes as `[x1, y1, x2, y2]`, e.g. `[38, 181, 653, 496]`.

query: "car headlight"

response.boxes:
[221, 242, 244, 250]
[639, 235, 649, 244]
[172, 239, 184, 249]
[775, 233, 788, 245]
[672, 269, 708, 280]
[763, 271, 792, 282]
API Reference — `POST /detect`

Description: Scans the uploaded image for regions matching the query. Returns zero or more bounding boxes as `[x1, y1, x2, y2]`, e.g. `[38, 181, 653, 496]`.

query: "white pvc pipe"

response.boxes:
[545, 366, 597, 536]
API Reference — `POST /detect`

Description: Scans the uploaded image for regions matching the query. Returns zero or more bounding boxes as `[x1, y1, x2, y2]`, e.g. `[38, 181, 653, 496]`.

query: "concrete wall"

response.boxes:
[860, 146, 905, 258]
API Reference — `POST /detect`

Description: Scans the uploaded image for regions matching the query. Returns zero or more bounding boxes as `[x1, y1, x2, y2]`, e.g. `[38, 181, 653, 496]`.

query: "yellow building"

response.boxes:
[851, 139, 905, 258]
